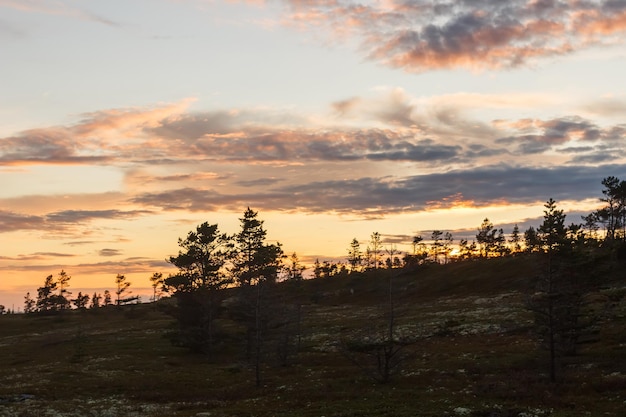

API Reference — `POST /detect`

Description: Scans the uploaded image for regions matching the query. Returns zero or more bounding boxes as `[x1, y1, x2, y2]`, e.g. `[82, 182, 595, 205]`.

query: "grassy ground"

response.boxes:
[1, 256, 625, 416]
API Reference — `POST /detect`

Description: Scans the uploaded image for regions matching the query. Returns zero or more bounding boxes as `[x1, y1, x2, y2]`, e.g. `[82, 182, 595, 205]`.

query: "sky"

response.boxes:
[2, 0, 626, 310]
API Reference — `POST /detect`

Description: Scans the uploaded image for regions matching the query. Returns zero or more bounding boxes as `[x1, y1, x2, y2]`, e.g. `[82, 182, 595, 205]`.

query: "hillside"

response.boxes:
[1, 256, 625, 417]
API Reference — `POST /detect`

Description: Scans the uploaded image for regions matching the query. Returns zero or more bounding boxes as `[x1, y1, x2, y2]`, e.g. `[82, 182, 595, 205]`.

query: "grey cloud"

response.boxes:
[156, 172, 228, 182]
[153, 114, 462, 163]
[131, 188, 220, 211]
[331, 90, 423, 128]
[151, 110, 310, 141]
[405, 11, 504, 55]
[332, 97, 361, 117]
[518, 139, 552, 155]
[379, 234, 414, 246]
[64, 241, 97, 246]
[569, 152, 623, 164]
[131, 164, 626, 216]
[465, 144, 509, 158]
[99, 249, 122, 257]
[365, 139, 461, 161]
[603, 125, 626, 142]
[497, 135, 549, 154]
[0, 210, 45, 232]
[559, 146, 595, 154]
[152, 111, 239, 139]
[0, 209, 152, 234]
[46, 209, 152, 223]
[236, 178, 284, 187]
[283, 0, 626, 71]
[542, 117, 601, 142]
[0, 130, 71, 160]
[425, 110, 498, 142]
[496, 116, 625, 155]
[277, 165, 620, 214]
[0, 129, 109, 166]
[0, 252, 75, 261]
[33, 252, 76, 258]
[131, 187, 293, 212]
[78, 258, 170, 274]
[372, 96, 416, 126]
[6, 103, 615, 170]
[0, 258, 171, 274]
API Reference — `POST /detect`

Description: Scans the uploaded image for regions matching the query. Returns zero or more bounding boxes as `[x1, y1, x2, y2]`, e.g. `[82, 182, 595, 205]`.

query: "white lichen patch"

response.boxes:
[453, 406, 472, 415]
[0, 396, 173, 417]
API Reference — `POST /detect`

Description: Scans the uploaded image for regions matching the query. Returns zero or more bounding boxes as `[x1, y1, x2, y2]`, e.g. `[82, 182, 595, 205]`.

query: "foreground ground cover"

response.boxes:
[1, 257, 625, 416]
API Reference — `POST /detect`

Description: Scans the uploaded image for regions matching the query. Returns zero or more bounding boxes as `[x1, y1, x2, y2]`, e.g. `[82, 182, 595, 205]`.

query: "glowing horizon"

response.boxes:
[2, 0, 626, 310]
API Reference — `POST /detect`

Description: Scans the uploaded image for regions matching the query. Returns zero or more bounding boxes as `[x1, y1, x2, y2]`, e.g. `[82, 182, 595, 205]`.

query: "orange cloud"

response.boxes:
[2, 94, 623, 188]
[425, 193, 481, 211]
[0, 99, 195, 166]
[74, 98, 195, 139]
[276, 0, 626, 72]
[572, 9, 626, 36]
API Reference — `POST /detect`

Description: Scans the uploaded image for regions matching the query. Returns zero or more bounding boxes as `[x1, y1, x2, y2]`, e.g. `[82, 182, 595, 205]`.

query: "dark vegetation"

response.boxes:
[1, 256, 625, 416]
[1, 177, 626, 416]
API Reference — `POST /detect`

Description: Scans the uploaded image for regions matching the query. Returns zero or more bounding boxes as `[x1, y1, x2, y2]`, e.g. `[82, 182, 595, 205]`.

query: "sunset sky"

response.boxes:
[2, 0, 626, 310]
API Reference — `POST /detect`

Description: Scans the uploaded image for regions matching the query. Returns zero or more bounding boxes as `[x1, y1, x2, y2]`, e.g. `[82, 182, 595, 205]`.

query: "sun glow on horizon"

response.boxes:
[2, 0, 626, 312]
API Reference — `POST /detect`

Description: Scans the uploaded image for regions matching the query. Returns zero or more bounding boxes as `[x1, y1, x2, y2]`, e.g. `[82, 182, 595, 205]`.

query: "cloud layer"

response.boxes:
[2, 93, 626, 229]
[5, 91, 623, 169]
[0, 209, 150, 234]
[281, 0, 626, 71]
[3, 0, 626, 311]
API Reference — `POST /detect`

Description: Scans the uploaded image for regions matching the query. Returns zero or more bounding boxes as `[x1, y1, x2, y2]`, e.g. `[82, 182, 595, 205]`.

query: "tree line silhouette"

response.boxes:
[16, 175, 626, 315]
[161, 175, 626, 384]
[21, 271, 155, 315]
[305, 175, 626, 278]
[9, 176, 626, 384]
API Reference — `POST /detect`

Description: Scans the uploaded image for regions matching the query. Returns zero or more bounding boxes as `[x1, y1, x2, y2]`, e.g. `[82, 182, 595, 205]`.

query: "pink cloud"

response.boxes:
[277, 0, 626, 72]
[0, 99, 194, 166]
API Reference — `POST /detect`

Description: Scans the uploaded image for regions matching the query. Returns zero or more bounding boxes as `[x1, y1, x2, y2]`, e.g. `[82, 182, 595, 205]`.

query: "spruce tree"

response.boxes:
[24, 292, 36, 314]
[232, 208, 284, 386]
[165, 222, 231, 354]
[347, 238, 362, 272]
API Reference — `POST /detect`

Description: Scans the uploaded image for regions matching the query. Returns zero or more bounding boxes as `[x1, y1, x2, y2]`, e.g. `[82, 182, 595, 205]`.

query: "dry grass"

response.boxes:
[1, 256, 625, 416]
